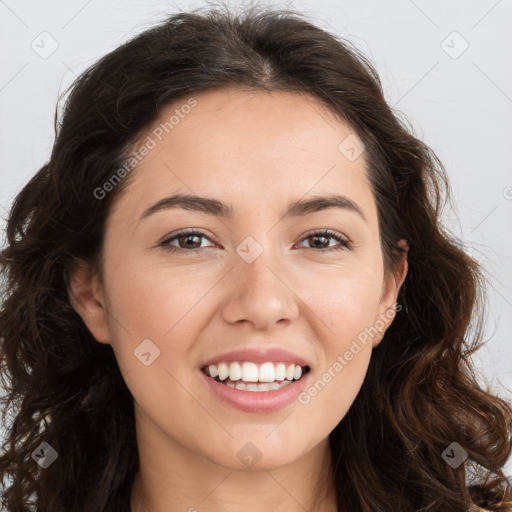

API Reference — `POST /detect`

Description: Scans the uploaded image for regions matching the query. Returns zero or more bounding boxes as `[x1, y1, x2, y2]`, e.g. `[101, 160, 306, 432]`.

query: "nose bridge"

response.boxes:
[222, 237, 300, 328]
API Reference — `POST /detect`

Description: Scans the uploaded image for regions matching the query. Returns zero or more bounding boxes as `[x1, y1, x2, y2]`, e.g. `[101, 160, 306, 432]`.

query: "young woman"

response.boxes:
[1, 5, 510, 512]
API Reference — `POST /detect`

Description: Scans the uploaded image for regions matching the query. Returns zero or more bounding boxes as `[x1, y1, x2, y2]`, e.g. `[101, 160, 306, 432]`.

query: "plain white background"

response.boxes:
[1, 0, 511, 478]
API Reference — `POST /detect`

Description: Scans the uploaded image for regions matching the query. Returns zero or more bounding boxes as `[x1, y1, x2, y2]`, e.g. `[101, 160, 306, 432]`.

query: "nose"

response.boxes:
[221, 251, 300, 331]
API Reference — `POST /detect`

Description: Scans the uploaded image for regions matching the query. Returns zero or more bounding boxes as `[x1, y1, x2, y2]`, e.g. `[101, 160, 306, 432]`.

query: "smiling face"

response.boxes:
[69, 87, 407, 474]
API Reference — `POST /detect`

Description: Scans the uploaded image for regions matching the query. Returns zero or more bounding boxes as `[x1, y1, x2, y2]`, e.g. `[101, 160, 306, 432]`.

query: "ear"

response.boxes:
[66, 259, 111, 344]
[371, 239, 409, 348]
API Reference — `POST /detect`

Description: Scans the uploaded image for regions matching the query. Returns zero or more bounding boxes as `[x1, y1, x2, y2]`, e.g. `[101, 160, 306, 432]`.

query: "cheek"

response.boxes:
[295, 265, 380, 417]
[103, 256, 221, 371]
[298, 259, 383, 336]
[102, 261, 214, 443]
[298, 346, 372, 433]
[296, 279, 376, 431]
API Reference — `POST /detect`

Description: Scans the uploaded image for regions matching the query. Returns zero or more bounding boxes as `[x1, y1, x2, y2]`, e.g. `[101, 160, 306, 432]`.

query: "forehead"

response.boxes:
[113, 87, 376, 227]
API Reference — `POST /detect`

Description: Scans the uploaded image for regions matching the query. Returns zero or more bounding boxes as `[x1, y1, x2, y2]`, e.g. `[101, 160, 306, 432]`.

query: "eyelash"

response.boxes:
[159, 228, 352, 254]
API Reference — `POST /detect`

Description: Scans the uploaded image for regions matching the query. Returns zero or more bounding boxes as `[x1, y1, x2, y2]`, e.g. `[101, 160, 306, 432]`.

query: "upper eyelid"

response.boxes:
[160, 228, 216, 245]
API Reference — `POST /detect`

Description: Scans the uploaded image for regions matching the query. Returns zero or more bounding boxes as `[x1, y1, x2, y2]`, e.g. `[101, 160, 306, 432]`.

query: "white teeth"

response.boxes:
[275, 363, 286, 381]
[218, 362, 229, 381]
[208, 364, 218, 378]
[204, 361, 307, 384]
[229, 362, 242, 381]
[241, 362, 259, 382]
[258, 362, 275, 382]
[229, 379, 294, 392]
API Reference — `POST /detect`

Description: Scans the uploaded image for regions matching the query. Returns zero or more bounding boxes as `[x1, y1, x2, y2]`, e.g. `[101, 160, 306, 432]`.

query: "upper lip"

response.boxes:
[200, 348, 311, 368]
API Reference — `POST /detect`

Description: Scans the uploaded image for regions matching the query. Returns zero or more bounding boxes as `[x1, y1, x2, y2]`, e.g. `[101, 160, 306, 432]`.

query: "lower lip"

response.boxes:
[200, 369, 310, 413]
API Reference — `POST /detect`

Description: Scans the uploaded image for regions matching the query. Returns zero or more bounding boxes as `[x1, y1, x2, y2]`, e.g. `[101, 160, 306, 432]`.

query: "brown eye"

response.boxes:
[297, 230, 351, 252]
[175, 234, 202, 249]
[160, 230, 215, 253]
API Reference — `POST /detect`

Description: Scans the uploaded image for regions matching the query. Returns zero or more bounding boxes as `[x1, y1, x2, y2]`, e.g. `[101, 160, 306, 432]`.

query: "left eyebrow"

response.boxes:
[282, 194, 367, 222]
[137, 192, 367, 224]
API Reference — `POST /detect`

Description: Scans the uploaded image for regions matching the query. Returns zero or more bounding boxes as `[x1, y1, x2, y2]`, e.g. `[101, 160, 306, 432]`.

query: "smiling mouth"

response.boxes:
[200, 362, 311, 392]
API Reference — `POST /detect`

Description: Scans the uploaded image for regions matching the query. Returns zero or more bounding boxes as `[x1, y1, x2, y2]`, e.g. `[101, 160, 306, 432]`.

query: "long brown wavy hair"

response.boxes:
[1, 4, 511, 511]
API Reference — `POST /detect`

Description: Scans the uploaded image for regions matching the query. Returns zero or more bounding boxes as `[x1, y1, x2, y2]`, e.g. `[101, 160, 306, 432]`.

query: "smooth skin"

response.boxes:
[69, 87, 408, 512]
